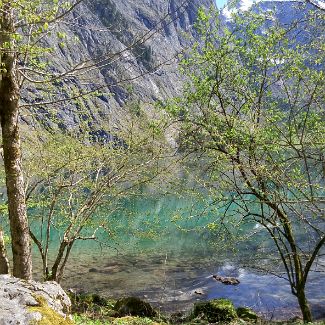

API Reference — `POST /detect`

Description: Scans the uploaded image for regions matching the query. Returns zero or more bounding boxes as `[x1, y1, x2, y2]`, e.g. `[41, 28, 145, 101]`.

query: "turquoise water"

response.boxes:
[30, 195, 325, 320]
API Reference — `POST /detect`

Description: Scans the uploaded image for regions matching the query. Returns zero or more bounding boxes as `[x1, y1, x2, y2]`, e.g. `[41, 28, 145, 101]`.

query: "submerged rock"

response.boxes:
[192, 298, 238, 323]
[0, 274, 72, 324]
[114, 296, 157, 317]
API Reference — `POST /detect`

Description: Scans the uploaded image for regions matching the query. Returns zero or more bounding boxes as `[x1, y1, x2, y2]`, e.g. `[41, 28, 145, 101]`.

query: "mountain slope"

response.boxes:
[22, 0, 215, 132]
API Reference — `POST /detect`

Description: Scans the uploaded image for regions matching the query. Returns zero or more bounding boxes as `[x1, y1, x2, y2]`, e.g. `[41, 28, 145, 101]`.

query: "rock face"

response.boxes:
[21, 0, 317, 134]
[0, 275, 72, 325]
[22, 0, 215, 132]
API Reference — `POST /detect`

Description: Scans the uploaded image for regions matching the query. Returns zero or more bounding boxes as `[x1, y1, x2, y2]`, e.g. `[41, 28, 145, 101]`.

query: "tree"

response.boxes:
[166, 7, 325, 322]
[0, 228, 9, 274]
[0, 0, 195, 280]
[0, 0, 34, 279]
[20, 105, 170, 283]
[304, 0, 325, 11]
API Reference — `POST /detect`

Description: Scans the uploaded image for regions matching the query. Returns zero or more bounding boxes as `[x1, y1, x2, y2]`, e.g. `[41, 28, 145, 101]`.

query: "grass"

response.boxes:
[73, 314, 166, 325]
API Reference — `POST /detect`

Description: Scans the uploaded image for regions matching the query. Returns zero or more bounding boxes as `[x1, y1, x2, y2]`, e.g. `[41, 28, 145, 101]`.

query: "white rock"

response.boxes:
[0, 275, 71, 324]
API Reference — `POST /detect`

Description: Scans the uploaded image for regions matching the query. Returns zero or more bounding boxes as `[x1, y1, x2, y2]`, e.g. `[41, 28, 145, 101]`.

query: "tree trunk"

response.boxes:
[49, 240, 68, 282]
[296, 285, 313, 322]
[0, 228, 10, 274]
[0, 2, 32, 280]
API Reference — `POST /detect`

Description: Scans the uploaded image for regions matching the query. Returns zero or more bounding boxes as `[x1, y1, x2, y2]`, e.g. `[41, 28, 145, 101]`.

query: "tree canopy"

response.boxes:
[165, 6, 325, 322]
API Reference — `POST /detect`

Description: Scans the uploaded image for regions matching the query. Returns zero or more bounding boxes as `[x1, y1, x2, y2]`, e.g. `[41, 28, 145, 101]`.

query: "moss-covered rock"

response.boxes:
[71, 292, 115, 307]
[236, 307, 258, 321]
[114, 297, 157, 318]
[69, 292, 118, 317]
[0, 275, 72, 324]
[192, 298, 238, 323]
[29, 296, 74, 325]
[169, 311, 189, 324]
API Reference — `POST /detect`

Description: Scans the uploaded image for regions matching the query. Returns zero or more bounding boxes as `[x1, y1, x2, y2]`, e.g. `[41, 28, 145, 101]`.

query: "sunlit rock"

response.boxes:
[192, 298, 238, 323]
[0, 275, 72, 324]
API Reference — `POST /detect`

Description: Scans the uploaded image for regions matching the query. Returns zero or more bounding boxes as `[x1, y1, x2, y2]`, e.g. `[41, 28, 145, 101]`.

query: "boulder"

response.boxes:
[212, 274, 240, 285]
[192, 298, 238, 323]
[0, 274, 73, 325]
[169, 311, 188, 324]
[69, 292, 118, 317]
[236, 307, 258, 321]
[114, 297, 156, 317]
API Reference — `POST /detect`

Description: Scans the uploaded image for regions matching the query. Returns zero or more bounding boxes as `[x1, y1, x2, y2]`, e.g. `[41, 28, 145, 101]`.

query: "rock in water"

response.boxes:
[212, 274, 240, 285]
[0, 274, 73, 324]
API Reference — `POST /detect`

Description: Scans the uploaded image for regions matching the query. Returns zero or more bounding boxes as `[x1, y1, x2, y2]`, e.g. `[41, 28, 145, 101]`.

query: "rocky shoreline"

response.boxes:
[70, 291, 325, 325]
[1, 275, 324, 325]
[70, 291, 262, 324]
[69, 288, 325, 325]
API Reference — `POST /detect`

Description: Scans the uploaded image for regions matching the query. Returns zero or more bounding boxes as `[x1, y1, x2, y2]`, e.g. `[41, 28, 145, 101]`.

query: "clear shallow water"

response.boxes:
[31, 195, 325, 320]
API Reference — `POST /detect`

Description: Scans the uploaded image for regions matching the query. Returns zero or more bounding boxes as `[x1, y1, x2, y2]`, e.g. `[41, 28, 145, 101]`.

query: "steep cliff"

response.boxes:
[22, 0, 320, 133]
[21, 0, 215, 132]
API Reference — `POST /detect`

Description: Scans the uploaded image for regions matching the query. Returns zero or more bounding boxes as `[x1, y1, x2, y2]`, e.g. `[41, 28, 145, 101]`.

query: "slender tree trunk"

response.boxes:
[237, 162, 314, 322]
[296, 285, 313, 323]
[49, 240, 68, 282]
[30, 230, 49, 280]
[0, 228, 10, 274]
[0, 2, 32, 280]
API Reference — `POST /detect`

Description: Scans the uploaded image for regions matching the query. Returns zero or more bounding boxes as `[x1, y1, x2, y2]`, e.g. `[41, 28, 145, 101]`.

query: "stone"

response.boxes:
[0, 275, 72, 325]
[69, 291, 118, 317]
[236, 307, 258, 321]
[212, 274, 240, 285]
[169, 311, 188, 324]
[114, 296, 157, 317]
[192, 298, 238, 323]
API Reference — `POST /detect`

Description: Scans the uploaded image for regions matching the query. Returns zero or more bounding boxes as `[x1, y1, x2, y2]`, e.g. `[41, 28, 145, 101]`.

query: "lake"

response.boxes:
[31, 194, 325, 320]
